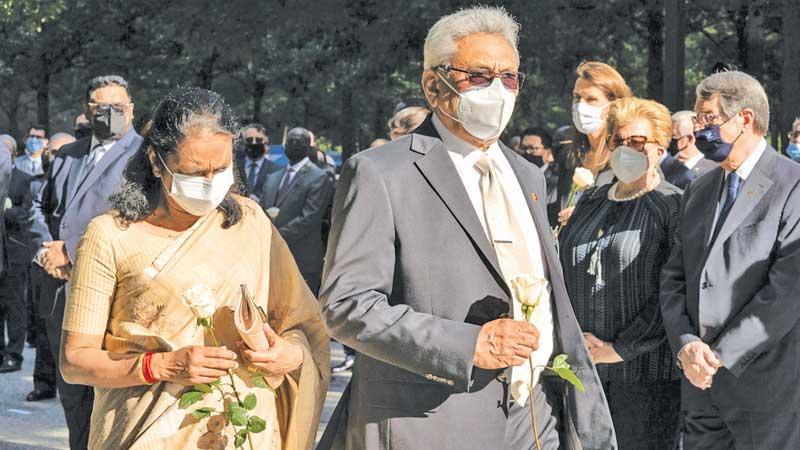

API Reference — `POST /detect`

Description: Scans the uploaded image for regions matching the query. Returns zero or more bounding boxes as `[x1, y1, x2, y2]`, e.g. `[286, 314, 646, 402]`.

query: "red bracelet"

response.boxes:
[142, 352, 158, 384]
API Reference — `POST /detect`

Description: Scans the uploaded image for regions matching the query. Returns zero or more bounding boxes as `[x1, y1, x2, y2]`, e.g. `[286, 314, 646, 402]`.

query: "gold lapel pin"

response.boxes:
[531, 192, 539, 202]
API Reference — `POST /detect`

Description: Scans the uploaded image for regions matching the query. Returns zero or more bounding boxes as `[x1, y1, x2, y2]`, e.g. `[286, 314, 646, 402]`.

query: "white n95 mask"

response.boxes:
[436, 73, 516, 141]
[610, 145, 649, 183]
[158, 153, 234, 216]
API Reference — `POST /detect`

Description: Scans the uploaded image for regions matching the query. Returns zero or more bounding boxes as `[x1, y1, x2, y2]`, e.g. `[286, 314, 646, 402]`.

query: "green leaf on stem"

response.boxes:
[234, 429, 247, 448]
[179, 390, 204, 409]
[195, 383, 213, 394]
[197, 317, 213, 328]
[251, 375, 268, 389]
[243, 393, 257, 410]
[228, 403, 248, 427]
[247, 415, 266, 433]
[547, 354, 585, 393]
[209, 379, 222, 386]
[191, 406, 215, 420]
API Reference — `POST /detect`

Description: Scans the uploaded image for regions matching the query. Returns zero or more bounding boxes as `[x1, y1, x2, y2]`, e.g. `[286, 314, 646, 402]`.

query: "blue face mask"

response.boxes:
[25, 137, 43, 154]
[787, 143, 800, 161]
[694, 121, 742, 163]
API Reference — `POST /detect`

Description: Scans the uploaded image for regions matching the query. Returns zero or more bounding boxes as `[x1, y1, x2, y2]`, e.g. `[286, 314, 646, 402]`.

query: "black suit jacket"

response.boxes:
[237, 155, 279, 201]
[0, 149, 12, 274]
[660, 152, 695, 190]
[661, 147, 800, 412]
[260, 161, 334, 280]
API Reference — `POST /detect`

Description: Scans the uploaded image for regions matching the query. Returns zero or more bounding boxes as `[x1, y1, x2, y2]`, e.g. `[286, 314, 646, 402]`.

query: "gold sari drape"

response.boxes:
[64, 197, 329, 450]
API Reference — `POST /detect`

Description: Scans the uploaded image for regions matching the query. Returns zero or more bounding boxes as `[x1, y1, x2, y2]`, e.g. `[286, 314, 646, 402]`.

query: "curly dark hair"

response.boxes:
[109, 86, 244, 228]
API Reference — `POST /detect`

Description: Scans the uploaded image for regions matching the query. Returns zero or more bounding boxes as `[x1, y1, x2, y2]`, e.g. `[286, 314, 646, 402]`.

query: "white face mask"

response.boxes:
[610, 145, 649, 183]
[158, 153, 234, 216]
[435, 73, 516, 141]
[572, 102, 607, 135]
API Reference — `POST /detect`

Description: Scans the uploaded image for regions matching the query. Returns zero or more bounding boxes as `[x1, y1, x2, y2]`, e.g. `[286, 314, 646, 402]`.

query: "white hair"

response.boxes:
[671, 110, 696, 136]
[423, 6, 520, 69]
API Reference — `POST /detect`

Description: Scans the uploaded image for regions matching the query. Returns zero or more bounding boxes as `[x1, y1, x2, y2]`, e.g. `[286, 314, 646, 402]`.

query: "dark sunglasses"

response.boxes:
[608, 135, 659, 152]
[436, 65, 525, 91]
[244, 137, 266, 146]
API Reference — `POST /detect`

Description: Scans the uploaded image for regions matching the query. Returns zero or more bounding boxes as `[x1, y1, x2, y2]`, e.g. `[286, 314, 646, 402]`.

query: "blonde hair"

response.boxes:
[388, 106, 430, 139]
[575, 61, 633, 102]
[606, 97, 672, 147]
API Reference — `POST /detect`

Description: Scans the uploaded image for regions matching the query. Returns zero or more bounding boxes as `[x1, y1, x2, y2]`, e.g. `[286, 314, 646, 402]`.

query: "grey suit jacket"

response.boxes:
[661, 147, 800, 412]
[30, 129, 141, 259]
[260, 162, 333, 280]
[0, 148, 12, 275]
[318, 119, 616, 450]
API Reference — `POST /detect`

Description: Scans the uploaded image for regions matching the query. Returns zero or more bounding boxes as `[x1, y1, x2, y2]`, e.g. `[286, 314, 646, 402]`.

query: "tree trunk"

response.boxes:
[197, 48, 219, 90]
[663, 0, 685, 111]
[781, 0, 800, 152]
[646, 0, 665, 102]
[340, 80, 356, 162]
[36, 70, 50, 130]
[732, 4, 749, 69]
[745, 5, 765, 79]
[252, 79, 265, 124]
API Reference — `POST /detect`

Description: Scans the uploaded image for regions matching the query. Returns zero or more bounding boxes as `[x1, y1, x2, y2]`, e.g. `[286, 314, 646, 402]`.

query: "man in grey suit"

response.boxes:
[661, 71, 800, 449]
[318, 7, 616, 450]
[671, 110, 717, 178]
[29, 75, 141, 450]
[260, 127, 333, 294]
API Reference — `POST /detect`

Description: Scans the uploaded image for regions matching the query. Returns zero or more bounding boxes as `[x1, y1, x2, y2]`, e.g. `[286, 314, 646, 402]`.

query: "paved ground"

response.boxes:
[0, 342, 349, 449]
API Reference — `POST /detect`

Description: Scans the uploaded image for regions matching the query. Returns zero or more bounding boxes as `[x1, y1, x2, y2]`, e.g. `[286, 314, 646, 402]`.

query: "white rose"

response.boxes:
[182, 285, 217, 319]
[572, 167, 595, 191]
[511, 275, 549, 309]
[265, 207, 280, 221]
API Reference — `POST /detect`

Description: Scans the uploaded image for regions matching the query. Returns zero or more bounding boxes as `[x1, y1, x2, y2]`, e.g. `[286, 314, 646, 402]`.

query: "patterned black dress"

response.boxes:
[559, 180, 683, 450]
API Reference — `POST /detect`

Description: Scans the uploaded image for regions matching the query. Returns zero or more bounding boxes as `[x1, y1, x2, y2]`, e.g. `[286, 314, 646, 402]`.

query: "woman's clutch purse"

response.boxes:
[234, 284, 269, 351]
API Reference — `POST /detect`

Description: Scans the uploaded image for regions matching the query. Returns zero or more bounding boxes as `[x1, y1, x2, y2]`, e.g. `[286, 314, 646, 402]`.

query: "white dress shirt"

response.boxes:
[90, 136, 117, 165]
[684, 152, 706, 170]
[280, 156, 309, 188]
[709, 138, 766, 242]
[432, 114, 554, 387]
[14, 154, 43, 175]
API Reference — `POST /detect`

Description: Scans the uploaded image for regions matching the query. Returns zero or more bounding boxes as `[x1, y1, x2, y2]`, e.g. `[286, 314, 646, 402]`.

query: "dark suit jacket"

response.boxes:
[318, 118, 616, 450]
[689, 157, 717, 179]
[0, 149, 12, 274]
[236, 155, 279, 201]
[30, 129, 142, 261]
[260, 161, 333, 282]
[5, 167, 45, 263]
[660, 152, 695, 190]
[661, 147, 800, 412]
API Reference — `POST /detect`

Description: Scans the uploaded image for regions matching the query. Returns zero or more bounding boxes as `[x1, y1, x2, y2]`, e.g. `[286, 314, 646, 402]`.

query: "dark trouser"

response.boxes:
[0, 262, 29, 360]
[504, 382, 560, 450]
[684, 407, 800, 450]
[30, 264, 56, 390]
[45, 285, 93, 450]
[604, 380, 682, 450]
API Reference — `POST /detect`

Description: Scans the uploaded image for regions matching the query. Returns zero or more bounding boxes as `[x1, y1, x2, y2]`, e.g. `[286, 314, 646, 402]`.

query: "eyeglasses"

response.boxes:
[520, 145, 545, 153]
[789, 131, 800, 139]
[435, 65, 525, 90]
[608, 135, 659, 151]
[692, 112, 729, 128]
[244, 137, 266, 146]
[87, 102, 131, 113]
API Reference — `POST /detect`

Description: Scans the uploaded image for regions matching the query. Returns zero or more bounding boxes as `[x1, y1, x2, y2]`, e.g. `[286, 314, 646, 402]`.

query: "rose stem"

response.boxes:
[209, 326, 255, 450]
[529, 358, 542, 450]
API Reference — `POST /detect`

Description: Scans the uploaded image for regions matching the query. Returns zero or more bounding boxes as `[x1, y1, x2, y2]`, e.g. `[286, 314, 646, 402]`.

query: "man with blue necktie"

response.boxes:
[237, 123, 279, 202]
[661, 71, 800, 450]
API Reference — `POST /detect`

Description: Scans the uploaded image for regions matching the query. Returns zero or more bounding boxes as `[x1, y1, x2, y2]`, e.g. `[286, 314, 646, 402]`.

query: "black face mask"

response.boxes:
[667, 139, 681, 156]
[244, 143, 265, 160]
[74, 123, 93, 140]
[91, 107, 127, 141]
[285, 145, 308, 164]
[522, 153, 545, 167]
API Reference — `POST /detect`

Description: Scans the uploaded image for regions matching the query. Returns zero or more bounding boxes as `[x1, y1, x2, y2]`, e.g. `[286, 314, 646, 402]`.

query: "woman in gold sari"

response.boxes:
[59, 87, 329, 450]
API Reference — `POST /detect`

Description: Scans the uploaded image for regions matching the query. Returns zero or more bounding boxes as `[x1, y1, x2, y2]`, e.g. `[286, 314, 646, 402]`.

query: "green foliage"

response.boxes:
[547, 354, 586, 393]
[243, 393, 257, 411]
[227, 402, 248, 427]
[235, 429, 248, 448]
[190, 406, 215, 420]
[247, 416, 266, 434]
[179, 390, 203, 409]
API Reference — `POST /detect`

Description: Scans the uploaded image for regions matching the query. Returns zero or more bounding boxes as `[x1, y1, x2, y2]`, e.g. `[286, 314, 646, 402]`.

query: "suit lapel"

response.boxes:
[708, 149, 776, 254]
[414, 142, 506, 290]
[67, 131, 135, 210]
[276, 164, 309, 207]
[64, 141, 92, 206]
[699, 169, 725, 249]
[263, 168, 284, 208]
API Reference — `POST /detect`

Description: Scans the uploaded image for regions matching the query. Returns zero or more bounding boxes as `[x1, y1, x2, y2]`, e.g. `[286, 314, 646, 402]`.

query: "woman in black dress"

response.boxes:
[559, 97, 683, 450]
